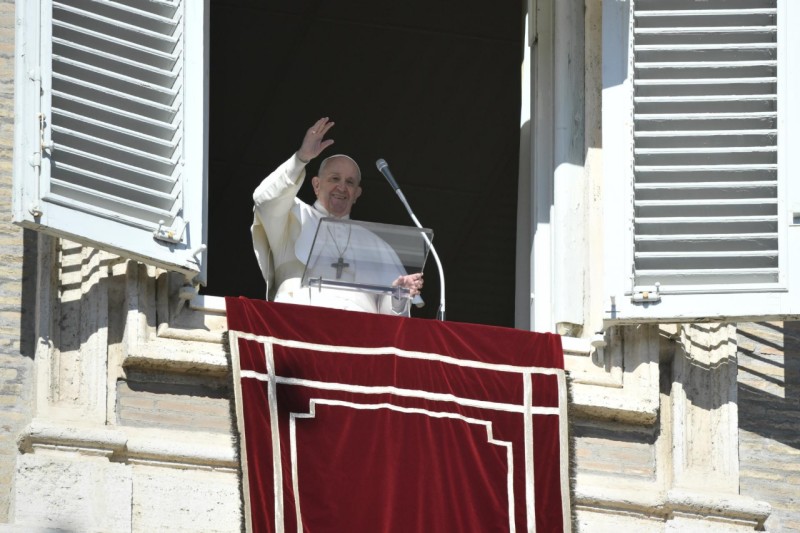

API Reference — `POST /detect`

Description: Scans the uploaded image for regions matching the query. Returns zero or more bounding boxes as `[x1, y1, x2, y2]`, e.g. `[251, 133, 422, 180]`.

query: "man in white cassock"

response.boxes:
[251, 117, 423, 315]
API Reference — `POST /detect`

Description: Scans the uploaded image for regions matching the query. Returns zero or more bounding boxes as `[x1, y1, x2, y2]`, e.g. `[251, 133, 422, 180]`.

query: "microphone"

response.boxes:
[375, 159, 446, 320]
[376, 159, 400, 191]
[377, 158, 423, 308]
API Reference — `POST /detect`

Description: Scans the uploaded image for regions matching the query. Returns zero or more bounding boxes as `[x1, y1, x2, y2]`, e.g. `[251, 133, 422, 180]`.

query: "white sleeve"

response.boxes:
[251, 153, 308, 298]
[253, 153, 307, 212]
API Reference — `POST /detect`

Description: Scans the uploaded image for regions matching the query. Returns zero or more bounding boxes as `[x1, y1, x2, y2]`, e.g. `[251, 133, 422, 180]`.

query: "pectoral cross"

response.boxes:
[331, 257, 349, 279]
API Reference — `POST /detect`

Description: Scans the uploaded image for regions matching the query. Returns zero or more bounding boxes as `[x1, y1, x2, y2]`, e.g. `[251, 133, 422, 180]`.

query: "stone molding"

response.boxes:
[574, 475, 770, 529]
[19, 418, 237, 471]
[566, 325, 661, 424]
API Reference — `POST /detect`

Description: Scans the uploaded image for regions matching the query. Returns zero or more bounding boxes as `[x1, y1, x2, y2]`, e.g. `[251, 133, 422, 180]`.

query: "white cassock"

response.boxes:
[251, 153, 411, 315]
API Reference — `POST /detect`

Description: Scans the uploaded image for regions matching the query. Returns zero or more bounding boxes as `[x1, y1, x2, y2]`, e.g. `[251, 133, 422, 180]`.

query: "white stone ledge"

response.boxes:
[569, 386, 659, 424]
[575, 487, 663, 516]
[189, 294, 227, 313]
[156, 323, 227, 344]
[574, 477, 770, 527]
[19, 419, 128, 455]
[125, 426, 237, 470]
[665, 488, 771, 525]
[18, 419, 238, 471]
[124, 338, 229, 375]
[561, 335, 593, 355]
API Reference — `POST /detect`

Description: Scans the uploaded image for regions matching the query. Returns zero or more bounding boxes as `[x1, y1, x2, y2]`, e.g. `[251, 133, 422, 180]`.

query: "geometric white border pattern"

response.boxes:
[230, 331, 571, 533]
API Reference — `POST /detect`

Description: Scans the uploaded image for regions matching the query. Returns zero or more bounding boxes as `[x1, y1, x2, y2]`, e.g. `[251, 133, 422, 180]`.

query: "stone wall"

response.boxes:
[117, 373, 232, 433]
[8, 248, 241, 531]
[0, 0, 37, 523]
[738, 321, 800, 532]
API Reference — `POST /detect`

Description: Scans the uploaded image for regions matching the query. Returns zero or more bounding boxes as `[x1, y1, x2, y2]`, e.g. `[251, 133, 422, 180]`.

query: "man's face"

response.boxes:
[312, 157, 362, 217]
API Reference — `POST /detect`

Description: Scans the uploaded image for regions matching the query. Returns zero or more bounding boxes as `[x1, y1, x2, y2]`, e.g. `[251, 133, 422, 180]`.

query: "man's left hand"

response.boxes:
[393, 272, 424, 297]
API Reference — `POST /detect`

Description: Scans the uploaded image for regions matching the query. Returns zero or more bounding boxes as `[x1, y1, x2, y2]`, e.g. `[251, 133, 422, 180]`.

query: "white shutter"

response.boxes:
[603, 0, 800, 322]
[13, 0, 208, 281]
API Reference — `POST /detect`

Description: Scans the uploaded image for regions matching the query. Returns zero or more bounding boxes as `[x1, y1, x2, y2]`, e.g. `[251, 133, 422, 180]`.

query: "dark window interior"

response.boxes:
[206, 0, 524, 327]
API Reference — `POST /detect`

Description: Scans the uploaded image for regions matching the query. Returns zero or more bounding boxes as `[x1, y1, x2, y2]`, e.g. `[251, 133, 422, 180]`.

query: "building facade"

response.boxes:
[1, 0, 799, 531]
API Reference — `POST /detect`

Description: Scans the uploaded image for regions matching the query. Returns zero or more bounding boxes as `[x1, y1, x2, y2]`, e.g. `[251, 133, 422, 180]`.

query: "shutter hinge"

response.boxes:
[28, 112, 48, 218]
[631, 281, 661, 304]
[29, 112, 47, 170]
[38, 112, 53, 153]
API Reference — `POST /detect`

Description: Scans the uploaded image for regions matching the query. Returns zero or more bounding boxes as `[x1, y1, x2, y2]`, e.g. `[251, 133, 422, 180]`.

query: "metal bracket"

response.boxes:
[631, 282, 661, 304]
[153, 218, 187, 244]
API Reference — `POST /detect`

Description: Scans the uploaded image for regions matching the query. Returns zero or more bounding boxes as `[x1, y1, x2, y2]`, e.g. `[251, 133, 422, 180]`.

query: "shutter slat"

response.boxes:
[53, 20, 179, 70]
[52, 90, 180, 136]
[637, 251, 777, 259]
[635, 269, 779, 287]
[53, 74, 179, 113]
[635, 164, 777, 171]
[636, 10, 776, 17]
[635, 77, 776, 84]
[53, 58, 180, 103]
[53, 108, 178, 158]
[52, 125, 179, 169]
[54, 145, 178, 193]
[636, 95, 775, 102]
[52, 163, 179, 211]
[61, 0, 181, 30]
[48, 179, 178, 225]
[635, 215, 777, 224]
[636, 128, 776, 135]
[636, 254, 777, 271]
[637, 182, 775, 190]
[53, 2, 181, 44]
[634, 196, 778, 203]
[635, 26, 776, 34]
[635, 269, 779, 277]
[635, 112, 775, 119]
[636, 146, 775, 154]
[637, 182, 774, 190]
[637, 60, 776, 68]
[53, 38, 180, 85]
[635, 232, 776, 242]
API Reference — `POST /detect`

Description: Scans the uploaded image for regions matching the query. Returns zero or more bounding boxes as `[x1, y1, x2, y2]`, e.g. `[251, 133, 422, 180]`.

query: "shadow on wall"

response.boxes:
[737, 321, 800, 450]
[20, 229, 38, 359]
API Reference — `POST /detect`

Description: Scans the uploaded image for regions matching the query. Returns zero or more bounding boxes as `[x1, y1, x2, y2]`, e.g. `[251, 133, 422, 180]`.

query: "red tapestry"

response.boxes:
[226, 297, 570, 533]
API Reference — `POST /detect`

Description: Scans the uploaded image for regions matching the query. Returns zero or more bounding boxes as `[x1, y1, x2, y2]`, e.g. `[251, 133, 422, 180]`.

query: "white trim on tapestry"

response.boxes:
[524, 372, 537, 533]
[289, 399, 517, 533]
[264, 344, 284, 533]
[239, 371, 560, 417]
[231, 331, 565, 376]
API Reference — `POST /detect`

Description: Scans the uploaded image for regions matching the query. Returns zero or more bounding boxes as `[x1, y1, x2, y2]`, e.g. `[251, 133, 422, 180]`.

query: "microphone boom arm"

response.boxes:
[376, 159, 446, 321]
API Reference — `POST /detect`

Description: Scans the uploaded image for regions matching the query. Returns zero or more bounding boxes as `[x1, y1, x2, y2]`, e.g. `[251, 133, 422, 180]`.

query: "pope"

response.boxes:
[251, 117, 423, 315]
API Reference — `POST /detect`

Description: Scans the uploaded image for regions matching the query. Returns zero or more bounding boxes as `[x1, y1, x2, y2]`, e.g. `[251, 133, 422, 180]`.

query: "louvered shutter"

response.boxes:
[13, 0, 208, 281]
[603, 0, 800, 322]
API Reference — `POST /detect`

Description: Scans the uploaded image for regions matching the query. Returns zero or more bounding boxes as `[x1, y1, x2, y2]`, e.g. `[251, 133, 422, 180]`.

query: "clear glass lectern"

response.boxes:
[301, 217, 433, 300]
